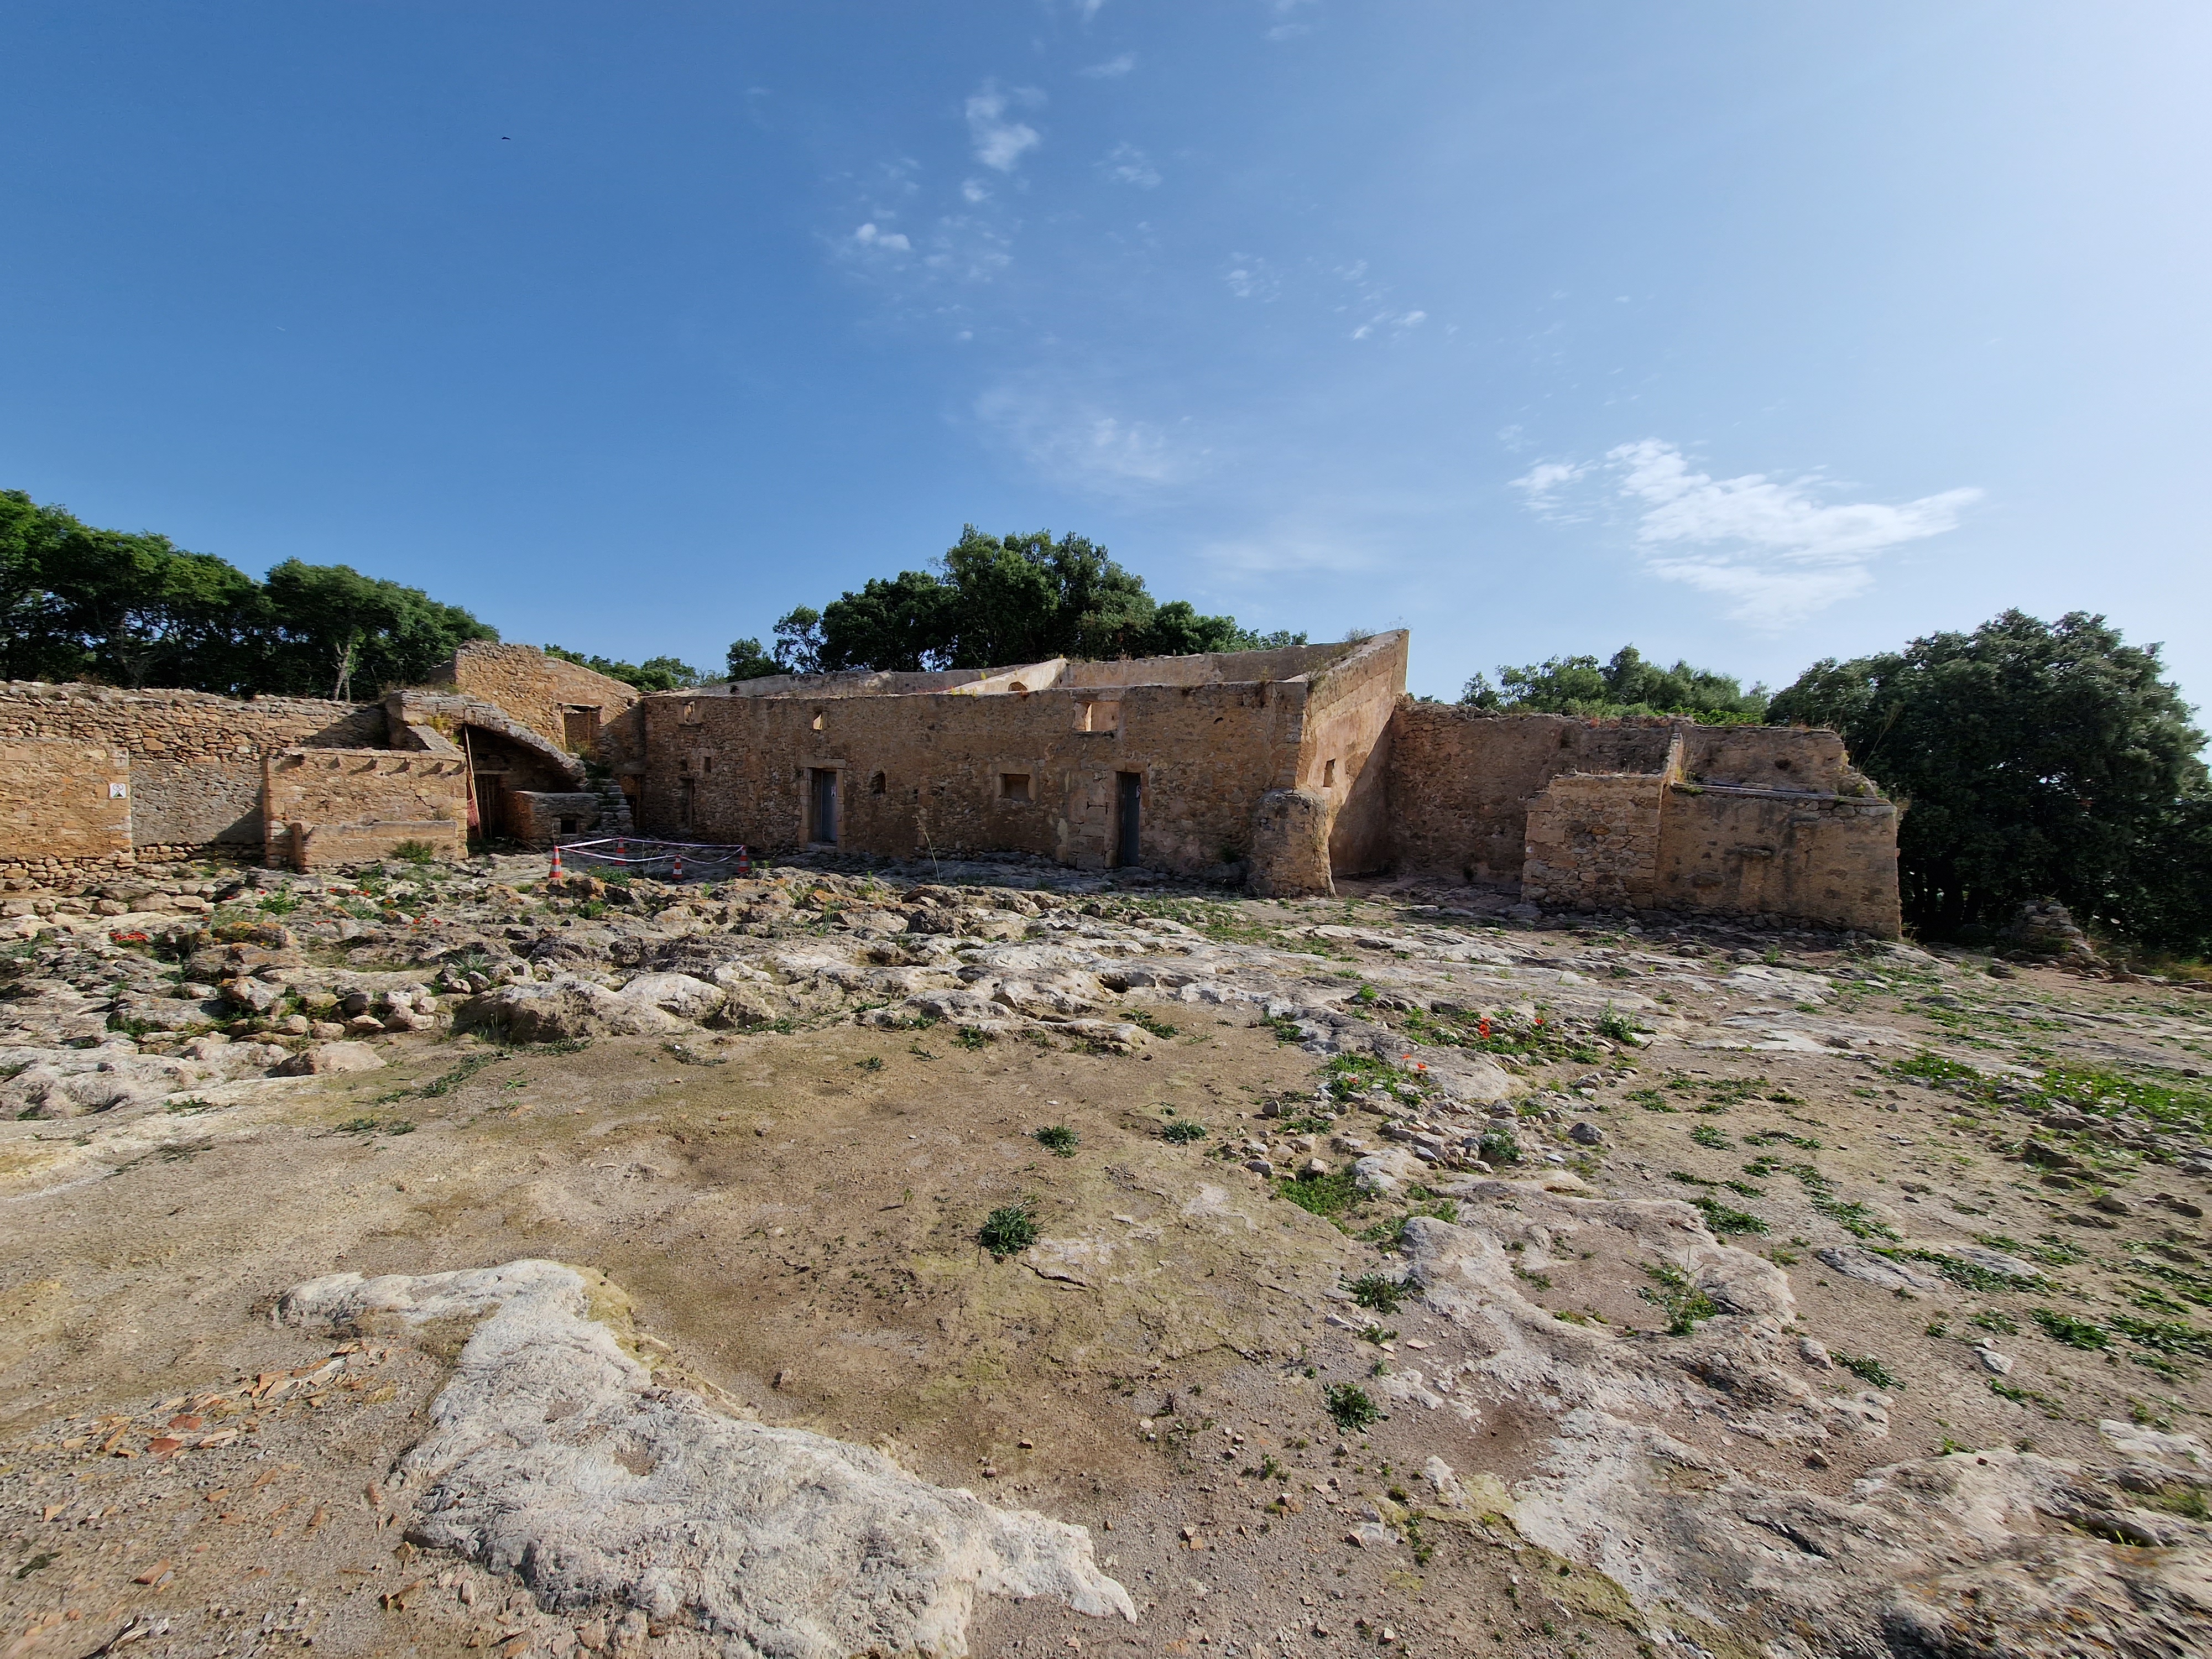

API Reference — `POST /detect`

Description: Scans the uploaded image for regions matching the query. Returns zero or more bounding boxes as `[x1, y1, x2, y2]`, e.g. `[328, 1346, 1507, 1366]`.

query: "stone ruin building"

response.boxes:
[0, 633, 1903, 934]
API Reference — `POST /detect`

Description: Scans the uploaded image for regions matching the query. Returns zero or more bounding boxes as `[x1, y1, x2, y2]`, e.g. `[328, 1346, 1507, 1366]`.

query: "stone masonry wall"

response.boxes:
[0, 740, 133, 880]
[1298, 634, 1408, 877]
[262, 750, 469, 872]
[1387, 701, 1902, 935]
[0, 681, 384, 867]
[1385, 702, 1677, 885]
[440, 643, 639, 754]
[619, 678, 1307, 878]
[1520, 770, 1668, 911]
[1653, 785, 1901, 935]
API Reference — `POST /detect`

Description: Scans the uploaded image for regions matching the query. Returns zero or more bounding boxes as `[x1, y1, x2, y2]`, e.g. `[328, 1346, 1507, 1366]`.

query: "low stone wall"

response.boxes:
[504, 791, 604, 849]
[262, 750, 469, 872]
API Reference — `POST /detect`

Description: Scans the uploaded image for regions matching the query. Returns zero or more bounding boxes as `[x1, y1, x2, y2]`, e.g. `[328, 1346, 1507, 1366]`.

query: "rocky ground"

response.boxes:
[0, 852, 2207, 1659]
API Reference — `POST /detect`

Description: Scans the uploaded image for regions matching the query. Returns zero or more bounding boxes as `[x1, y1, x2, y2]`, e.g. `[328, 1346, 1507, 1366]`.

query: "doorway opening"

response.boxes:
[808, 767, 839, 845]
[1115, 771, 1142, 868]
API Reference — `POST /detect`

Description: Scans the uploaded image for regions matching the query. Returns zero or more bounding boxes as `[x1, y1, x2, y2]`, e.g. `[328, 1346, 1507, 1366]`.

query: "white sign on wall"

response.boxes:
[109, 782, 127, 799]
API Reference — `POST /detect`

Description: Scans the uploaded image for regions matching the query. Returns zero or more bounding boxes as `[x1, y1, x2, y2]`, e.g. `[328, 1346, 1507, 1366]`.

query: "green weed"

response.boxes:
[1323, 1383, 1381, 1433]
[977, 1202, 1040, 1260]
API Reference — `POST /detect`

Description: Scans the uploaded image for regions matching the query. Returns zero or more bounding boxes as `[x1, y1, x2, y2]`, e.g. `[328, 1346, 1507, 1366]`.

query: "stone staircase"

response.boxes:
[588, 778, 635, 839]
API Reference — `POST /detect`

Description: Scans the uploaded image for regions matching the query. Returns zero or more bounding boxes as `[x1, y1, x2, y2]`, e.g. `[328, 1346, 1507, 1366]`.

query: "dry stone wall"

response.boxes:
[1520, 770, 1667, 911]
[0, 682, 383, 872]
[1653, 784, 1900, 934]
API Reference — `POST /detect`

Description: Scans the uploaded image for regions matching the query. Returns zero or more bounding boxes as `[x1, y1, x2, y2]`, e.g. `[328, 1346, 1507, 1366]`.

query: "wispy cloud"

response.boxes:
[974, 385, 1205, 493]
[1100, 142, 1160, 187]
[1223, 254, 1280, 301]
[1193, 528, 1375, 577]
[966, 82, 1044, 173]
[1079, 53, 1135, 78]
[852, 222, 910, 253]
[1511, 438, 1981, 627]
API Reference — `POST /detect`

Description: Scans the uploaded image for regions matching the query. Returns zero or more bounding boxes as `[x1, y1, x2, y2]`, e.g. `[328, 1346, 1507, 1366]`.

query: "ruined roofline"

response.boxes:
[692, 633, 1388, 703]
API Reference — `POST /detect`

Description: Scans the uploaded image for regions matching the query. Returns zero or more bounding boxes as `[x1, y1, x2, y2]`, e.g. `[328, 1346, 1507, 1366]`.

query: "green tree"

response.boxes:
[793, 525, 1301, 672]
[723, 638, 785, 680]
[0, 491, 85, 681]
[0, 492, 263, 691]
[1460, 645, 1767, 722]
[544, 645, 704, 693]
[1768, 610, 2209, 943]
[1, 489, 493, 698]
[260, 560, 494, 699]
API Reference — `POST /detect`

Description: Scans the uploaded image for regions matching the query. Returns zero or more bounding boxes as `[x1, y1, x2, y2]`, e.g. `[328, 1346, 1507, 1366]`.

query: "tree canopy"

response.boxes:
[1, 489, 495, 697]
[1768, 610, 2209, 948]
[1460, 645, 1768, 722]
[543, 645, 707, 693]
[730, 526, 1303, 677]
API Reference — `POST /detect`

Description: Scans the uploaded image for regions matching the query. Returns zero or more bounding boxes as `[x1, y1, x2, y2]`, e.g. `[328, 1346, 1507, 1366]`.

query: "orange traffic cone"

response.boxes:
[549, 845, 564, 884]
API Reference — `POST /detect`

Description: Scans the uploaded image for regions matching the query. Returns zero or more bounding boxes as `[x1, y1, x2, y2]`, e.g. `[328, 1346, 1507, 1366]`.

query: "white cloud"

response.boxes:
[1193, 530, 1375, 577]
[1511, 438, 1980, 627]
[966, 83, 1044, 173]
[1079, 53, 1135, 77]
[975, 385, 1204, 493]
[1508, 458, 1589, 509]
[1100, 142, 1160, 187]
[1350, 309, 1427, 341]
[853, 222, 911, 253]
[961, 178, 990, 204]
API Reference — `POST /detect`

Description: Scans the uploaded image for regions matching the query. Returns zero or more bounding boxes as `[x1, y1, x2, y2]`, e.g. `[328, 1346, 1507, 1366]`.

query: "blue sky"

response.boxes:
[4, 2, 2208, 708]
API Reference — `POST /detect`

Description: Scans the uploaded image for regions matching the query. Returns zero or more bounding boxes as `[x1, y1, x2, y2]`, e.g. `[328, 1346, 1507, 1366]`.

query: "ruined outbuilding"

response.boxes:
[0, 634, 1902, 934]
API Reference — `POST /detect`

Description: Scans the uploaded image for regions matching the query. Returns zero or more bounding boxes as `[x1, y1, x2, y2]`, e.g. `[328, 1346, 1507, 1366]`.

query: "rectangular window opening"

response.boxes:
[1000, 773, 1032, 804]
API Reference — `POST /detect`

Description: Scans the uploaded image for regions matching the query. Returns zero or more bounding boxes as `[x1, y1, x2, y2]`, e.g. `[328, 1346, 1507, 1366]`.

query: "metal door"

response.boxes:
[811, 768, 839, 845]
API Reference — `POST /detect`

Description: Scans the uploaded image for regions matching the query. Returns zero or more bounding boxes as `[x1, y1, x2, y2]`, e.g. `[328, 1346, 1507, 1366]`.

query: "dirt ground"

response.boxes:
[1, 862, 2206, 1658]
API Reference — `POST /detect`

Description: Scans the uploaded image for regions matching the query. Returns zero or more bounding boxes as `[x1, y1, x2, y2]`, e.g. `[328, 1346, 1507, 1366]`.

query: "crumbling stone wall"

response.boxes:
[0, 682, 383, 870]
[262, 750, 468, 870]
[1385, 702, 1677, 885]
[1387, 700, 1901, 935]
[1299, 634, 1408, 877]
[502, 791, 606, 847]
[439, 643, 639, 754]
[603, 634, 1404, 894]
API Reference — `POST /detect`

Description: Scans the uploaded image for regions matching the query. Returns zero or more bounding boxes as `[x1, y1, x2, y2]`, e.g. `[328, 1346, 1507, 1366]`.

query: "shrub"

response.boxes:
[1161, 1119, 1207, 1144]
[392, 839, 440, 864]
[1034, 1125, 1079, 1157]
